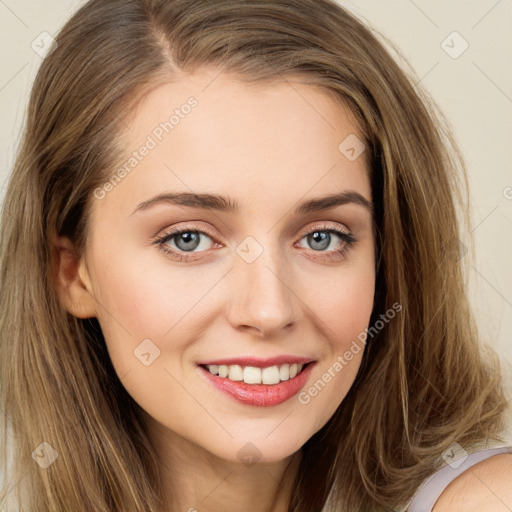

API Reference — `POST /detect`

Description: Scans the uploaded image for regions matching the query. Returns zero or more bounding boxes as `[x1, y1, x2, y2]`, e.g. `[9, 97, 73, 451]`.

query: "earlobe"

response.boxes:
[51, 235, 97, 319]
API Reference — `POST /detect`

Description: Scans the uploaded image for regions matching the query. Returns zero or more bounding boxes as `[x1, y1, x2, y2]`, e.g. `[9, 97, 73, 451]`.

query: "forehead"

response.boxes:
[98, 69, 371, 217]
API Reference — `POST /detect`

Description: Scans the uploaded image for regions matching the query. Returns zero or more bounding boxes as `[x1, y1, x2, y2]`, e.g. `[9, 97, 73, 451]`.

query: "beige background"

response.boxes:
[1, 1, 511, 439]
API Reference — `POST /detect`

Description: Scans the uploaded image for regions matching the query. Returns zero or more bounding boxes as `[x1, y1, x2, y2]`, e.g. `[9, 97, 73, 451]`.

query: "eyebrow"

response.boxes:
[131, 190, 373, 216]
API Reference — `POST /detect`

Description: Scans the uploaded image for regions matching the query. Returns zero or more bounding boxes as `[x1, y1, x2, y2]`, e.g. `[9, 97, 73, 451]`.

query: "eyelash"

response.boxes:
[152, 223, 357, 262]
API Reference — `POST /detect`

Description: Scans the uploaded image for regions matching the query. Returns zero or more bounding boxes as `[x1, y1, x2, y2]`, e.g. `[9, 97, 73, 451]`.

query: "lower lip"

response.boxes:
[198, 363, 315, 407]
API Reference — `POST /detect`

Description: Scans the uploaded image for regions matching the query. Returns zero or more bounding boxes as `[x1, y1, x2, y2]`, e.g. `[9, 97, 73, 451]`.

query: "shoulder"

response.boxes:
[432, 453, 512, 511]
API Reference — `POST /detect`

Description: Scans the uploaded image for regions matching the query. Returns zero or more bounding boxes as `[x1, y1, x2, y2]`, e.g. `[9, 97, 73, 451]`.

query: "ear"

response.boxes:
[51, 235, 97, 318]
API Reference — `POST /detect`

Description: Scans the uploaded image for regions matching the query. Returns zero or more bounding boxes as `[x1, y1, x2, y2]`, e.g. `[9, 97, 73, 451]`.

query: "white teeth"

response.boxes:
[204, 362, 308, 384]
[243, 366, 262, 384]
[228, 364, 243, 381]
[261, 365, 280, 385]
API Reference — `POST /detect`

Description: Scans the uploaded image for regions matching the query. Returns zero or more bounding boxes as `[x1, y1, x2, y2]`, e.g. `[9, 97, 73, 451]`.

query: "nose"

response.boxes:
[226, 243, 297, 338]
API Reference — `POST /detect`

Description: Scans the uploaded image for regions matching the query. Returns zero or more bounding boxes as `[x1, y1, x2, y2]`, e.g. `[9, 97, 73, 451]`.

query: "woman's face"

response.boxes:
[79, 69, 375, 464]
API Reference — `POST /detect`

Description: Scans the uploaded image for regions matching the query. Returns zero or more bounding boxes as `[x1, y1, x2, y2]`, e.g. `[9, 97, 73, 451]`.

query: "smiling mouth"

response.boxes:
[199, 362, 311, 385]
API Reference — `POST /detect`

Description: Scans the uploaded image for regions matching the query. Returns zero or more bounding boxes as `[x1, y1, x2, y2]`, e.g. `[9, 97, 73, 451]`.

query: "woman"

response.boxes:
[1, 0, 511, 510]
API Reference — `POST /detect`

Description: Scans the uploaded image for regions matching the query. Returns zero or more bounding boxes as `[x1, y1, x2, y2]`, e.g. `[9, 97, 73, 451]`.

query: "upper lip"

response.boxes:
[198, 355, 315, 368]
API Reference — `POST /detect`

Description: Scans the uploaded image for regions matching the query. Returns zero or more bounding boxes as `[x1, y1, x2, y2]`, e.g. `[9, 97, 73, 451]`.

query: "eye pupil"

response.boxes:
[308, 231, 330, 251]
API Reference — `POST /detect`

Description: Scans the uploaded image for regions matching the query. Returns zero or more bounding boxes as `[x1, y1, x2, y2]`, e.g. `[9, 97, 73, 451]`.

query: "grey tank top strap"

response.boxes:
[406, 445, 512, 512]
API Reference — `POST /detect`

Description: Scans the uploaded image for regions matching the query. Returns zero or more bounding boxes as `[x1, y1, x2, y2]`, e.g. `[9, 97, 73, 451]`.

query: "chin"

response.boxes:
[199, 423, 313, 466]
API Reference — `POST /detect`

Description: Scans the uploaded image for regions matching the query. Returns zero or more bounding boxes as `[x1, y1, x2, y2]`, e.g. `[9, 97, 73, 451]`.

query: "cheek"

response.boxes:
[87, 251, 212, 432]
[305, 259, 376, 350]
[294, 262, 374, 429]
[89, 247, 219, 360]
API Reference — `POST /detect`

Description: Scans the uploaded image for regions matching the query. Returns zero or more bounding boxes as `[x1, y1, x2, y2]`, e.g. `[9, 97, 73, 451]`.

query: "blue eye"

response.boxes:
[296, 228, 356, 261]
[155, 229, 216, 261]
[153, 224, 356, 262]
[300, 230, 344, 251]
[164, 231, 211, 252]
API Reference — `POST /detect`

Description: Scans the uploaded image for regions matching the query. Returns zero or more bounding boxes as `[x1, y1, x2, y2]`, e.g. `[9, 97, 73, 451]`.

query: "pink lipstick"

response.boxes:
[197, 360, 315, 407]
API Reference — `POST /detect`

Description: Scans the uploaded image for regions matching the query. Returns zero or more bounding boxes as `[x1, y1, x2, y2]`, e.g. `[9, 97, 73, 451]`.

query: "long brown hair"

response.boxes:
[1, 0, 509, 510]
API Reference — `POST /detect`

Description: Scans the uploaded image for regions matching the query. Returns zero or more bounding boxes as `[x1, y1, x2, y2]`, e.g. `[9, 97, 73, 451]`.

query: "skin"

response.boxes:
[432, 454, 512, 511]
[54, 68, 375, 511]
